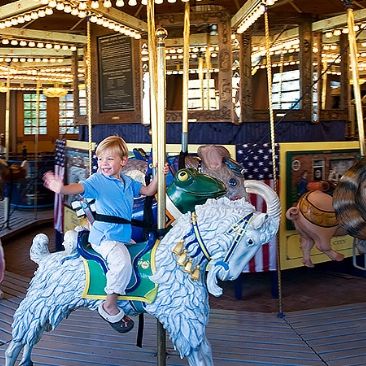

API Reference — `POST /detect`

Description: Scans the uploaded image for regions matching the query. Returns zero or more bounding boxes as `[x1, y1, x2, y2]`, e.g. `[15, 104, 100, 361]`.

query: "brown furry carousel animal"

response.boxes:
[333, 157, 366, 253]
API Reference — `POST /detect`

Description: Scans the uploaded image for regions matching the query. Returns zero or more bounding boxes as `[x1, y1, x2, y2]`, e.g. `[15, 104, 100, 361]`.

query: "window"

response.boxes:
[23, 93, 47, 135]
[59, 93, 78, 135]
[188, 78, 218, 110]
[272, 70, 301, 110]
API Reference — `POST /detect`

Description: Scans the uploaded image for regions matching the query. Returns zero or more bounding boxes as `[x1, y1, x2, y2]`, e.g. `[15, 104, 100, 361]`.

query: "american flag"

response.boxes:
[236, 143, 280, 273]
[54, 139, 66, 233]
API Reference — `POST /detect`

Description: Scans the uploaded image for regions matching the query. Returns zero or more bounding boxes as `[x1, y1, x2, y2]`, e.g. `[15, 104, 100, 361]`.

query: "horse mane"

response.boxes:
[333, 158, 366, 239]
[148, 196, 256, 357]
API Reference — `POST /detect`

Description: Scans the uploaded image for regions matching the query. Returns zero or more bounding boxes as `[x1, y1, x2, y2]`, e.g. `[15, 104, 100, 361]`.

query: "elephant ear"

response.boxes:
[197, 145, 230, 171]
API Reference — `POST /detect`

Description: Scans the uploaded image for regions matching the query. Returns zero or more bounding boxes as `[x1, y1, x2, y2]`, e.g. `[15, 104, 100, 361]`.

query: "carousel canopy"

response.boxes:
[0, 0, 365, 91]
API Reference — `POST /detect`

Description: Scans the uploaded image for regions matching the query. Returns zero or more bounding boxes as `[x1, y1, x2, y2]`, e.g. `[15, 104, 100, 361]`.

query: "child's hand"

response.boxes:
[43, 171, 64, 193]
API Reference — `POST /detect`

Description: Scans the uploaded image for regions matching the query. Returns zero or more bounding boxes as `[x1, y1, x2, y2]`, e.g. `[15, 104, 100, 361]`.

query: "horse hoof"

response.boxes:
[19, 361, 33, 366]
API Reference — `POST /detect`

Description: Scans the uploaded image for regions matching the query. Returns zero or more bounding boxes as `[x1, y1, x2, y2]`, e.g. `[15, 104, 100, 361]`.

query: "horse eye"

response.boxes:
[248, 239, 253, 245]
[229, 178, 237, 187]
[177, 170, 189, 181]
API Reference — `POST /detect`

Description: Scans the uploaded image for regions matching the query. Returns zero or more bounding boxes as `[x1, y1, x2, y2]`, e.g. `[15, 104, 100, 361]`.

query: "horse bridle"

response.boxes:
[189, 211, 254, 264]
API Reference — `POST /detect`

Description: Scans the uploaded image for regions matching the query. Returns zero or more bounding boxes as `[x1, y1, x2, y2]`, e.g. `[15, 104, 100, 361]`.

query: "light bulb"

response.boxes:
[79, 1, 87, 10]
[91, 1, 99, 8]
[116, 0, 124, 6]
[56, 2, 64, 10]
[103, 0, 112, 7]
[128, 0, 137, 5]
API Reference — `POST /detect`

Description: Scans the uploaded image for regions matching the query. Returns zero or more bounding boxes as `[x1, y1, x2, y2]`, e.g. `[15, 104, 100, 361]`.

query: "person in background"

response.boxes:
[43, 135, 168, 333]
[297, 170, 308, 198]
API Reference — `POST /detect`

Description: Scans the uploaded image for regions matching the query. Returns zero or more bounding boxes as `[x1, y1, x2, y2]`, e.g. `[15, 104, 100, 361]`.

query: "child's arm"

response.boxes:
[140, 163, 169, 197]
[43, 171, 84, 195]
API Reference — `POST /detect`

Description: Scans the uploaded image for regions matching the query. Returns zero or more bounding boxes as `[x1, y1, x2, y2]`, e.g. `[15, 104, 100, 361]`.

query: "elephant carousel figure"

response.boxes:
[285, 189, 345, 268]
[286, 157, 366, 267]
[5, 178, 280, 366]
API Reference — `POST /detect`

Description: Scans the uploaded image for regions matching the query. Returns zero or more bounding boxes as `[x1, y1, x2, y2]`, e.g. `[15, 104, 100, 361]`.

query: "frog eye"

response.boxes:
[229, 178, 238, 187]
[177, 170, 189, 181]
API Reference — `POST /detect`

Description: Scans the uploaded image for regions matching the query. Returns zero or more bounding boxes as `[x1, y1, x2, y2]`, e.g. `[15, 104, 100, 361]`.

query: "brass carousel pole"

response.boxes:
[86, 18, 93, 173]
[181, 3, 190, 153]
[156, 27, 168, 365]
[148, 0, 158, 167]
[3, 67, 10, 227]
[264, 8, 283, 316]
[147, 0, 166, 364]
[4, 70, 10, 162]
[344, 0, 365, 156]
[34, 73, 41, 219]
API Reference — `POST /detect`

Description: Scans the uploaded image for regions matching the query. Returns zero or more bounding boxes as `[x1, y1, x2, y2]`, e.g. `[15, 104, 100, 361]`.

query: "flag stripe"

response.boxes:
[236, 143, 279, 273]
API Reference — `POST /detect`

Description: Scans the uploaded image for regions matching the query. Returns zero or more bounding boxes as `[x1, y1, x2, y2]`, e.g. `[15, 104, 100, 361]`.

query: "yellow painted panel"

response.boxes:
[279, 141, 360, 270]
[64, 206, 82, 233]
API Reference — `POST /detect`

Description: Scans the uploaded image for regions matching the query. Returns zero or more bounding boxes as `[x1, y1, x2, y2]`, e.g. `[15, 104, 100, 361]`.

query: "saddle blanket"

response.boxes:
[81, 241, 159, 304]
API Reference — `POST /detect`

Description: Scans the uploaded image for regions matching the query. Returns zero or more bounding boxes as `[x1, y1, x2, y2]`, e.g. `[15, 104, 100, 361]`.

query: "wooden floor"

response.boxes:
[0, 200, 53, 241]
[1, 273, 366, 365]
[1, 206, 366, 365]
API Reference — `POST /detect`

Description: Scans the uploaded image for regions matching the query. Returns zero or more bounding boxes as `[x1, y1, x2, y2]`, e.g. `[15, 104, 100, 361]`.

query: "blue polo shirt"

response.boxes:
[81, 172, 142, 246]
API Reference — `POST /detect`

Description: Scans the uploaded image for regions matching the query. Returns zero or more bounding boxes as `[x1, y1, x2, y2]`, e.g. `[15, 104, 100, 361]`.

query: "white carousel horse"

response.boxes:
[5, 181, 280, 366]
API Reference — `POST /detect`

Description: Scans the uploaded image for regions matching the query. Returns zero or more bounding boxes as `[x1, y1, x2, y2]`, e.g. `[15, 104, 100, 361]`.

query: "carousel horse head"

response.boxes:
[5, 181, 280, 366]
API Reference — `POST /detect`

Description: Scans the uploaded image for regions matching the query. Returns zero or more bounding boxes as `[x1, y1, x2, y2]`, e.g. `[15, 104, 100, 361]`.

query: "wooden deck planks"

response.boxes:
[0, 201, 52, 241]
[1, 270, 366, 365]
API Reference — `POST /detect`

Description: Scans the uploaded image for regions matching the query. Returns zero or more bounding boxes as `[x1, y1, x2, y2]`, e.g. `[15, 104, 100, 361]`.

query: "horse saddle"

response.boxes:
[78, 230, 159, 305]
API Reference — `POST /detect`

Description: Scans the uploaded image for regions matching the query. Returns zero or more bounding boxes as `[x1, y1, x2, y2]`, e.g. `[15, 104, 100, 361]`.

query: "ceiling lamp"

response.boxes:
[43, 87, 68, 98]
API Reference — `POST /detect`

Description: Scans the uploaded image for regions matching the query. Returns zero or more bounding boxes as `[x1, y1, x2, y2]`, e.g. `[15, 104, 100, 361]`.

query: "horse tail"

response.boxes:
[333, 158, 366, 239]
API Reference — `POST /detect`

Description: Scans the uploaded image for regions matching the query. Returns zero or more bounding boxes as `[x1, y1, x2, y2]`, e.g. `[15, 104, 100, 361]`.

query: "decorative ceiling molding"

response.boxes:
[0, 27, 86, 44]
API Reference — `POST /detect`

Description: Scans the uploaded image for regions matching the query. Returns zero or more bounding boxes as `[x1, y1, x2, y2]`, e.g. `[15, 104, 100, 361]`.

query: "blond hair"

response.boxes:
[95, 136, 129, 159]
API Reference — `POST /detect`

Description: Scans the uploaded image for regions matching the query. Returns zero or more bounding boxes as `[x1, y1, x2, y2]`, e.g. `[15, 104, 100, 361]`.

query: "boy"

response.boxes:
[44, 136, 167, 333]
